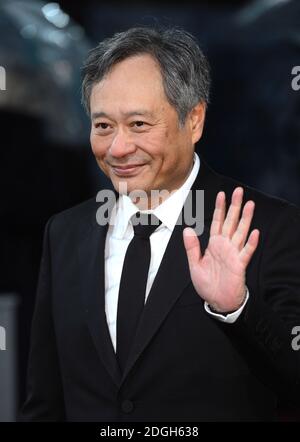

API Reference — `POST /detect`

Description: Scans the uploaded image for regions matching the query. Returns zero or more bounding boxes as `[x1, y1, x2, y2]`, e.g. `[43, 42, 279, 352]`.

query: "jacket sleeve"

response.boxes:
[230, 203, 300, 403]
[18, 216, 65, 421]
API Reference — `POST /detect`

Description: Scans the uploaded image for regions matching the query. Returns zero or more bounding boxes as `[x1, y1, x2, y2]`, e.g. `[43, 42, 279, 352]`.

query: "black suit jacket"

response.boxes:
[20, 158, 300, 421]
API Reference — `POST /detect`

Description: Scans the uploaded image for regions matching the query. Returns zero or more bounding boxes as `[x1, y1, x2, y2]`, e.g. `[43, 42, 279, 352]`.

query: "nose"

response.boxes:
[109, 128, 136, 158]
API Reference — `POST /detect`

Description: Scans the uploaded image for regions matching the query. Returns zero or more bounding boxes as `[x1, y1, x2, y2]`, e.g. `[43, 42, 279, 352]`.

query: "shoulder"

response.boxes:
[217, 168, 300, 221]
[199, 158, 300, 231]
[214, 171, 300, 261]
[46, 196, 100, 241]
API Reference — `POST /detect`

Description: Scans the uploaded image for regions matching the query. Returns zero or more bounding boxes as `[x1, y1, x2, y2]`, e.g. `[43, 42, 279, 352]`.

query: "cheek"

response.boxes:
[90, 133, 109, 158]
[136, 129, 169, 157]
[140, 130, 180, 176]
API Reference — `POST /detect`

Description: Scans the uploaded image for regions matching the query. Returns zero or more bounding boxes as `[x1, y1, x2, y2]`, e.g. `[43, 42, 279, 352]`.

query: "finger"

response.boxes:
[183, 227, 202, 268]
[222, 187, 244, 238]
[239, 229, 260, 267]
[231, 200, 255, 250]
[210, 191, 226, 236]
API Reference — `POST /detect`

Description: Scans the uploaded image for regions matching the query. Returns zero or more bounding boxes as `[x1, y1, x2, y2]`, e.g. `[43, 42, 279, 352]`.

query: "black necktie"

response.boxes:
[116, 212, 161, 373]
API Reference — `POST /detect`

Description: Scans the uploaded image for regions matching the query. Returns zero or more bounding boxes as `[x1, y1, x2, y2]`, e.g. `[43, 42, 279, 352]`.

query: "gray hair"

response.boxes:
[81, 26, 211, 126]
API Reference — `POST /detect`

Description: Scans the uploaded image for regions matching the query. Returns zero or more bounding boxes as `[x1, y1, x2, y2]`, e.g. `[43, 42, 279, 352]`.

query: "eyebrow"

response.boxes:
[91, 110, 154, 120]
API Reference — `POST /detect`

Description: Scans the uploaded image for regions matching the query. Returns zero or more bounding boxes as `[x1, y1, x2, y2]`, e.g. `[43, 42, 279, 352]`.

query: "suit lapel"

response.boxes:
[78, 193, 122, 388]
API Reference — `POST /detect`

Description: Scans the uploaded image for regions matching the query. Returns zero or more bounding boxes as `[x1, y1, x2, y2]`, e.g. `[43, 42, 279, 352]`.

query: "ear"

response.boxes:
[189, 102, 206, 144]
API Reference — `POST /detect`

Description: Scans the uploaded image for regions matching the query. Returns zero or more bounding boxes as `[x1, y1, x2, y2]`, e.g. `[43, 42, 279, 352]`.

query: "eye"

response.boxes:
[134, 121, 145, 127]
[131, 121, 150, 130]
[95, 122, 110, 129]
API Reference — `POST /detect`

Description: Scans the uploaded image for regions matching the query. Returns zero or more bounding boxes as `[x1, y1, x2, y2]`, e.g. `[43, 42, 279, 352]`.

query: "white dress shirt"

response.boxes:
[104, 152, 249, 352]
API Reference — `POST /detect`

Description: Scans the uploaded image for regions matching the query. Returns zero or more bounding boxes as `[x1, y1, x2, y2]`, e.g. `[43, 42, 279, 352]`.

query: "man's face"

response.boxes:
[90, 54, 204, 206]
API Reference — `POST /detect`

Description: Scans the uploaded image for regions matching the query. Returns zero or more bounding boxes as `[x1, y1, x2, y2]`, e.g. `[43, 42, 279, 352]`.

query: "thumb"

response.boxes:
[183, 227, 202, 267]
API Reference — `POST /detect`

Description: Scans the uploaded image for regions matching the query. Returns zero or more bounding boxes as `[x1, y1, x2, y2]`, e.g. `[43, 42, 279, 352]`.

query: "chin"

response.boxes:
[110, 177, 140, 194]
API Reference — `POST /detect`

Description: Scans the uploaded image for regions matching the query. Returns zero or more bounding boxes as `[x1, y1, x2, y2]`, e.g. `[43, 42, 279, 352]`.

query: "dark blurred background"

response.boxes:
[0, 0, 299, 421]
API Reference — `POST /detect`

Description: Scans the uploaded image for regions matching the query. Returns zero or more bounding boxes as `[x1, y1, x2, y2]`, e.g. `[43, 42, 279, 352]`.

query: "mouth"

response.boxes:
[110, 164, 147, 177]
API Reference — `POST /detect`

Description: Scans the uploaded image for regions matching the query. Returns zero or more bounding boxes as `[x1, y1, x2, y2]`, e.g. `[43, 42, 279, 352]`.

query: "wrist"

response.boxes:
[209, 287, 247, 314]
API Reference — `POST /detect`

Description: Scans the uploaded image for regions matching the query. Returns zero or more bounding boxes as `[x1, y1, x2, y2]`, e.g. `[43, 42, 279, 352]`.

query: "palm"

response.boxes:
[190, 235, 245, 311]
[183, 187, 260, 313]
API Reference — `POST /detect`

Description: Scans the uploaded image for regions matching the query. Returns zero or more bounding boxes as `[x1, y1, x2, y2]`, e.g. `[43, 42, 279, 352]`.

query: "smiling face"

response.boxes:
[89, 54, 205, 208]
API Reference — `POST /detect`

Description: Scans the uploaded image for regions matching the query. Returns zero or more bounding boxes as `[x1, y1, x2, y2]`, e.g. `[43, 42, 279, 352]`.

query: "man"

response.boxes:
[20, 27, 300, 421]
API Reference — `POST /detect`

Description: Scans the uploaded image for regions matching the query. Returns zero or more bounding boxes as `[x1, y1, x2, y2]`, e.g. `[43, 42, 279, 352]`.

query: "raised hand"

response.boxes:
[183, 187, 260, 313]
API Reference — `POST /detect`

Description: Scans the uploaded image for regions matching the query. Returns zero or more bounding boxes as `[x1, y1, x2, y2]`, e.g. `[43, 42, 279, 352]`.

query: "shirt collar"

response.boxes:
[112, 152, 200, 239]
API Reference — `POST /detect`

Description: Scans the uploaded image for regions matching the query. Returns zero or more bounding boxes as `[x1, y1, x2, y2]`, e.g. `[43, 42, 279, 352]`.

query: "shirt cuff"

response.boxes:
[204, 287, 249, 323]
